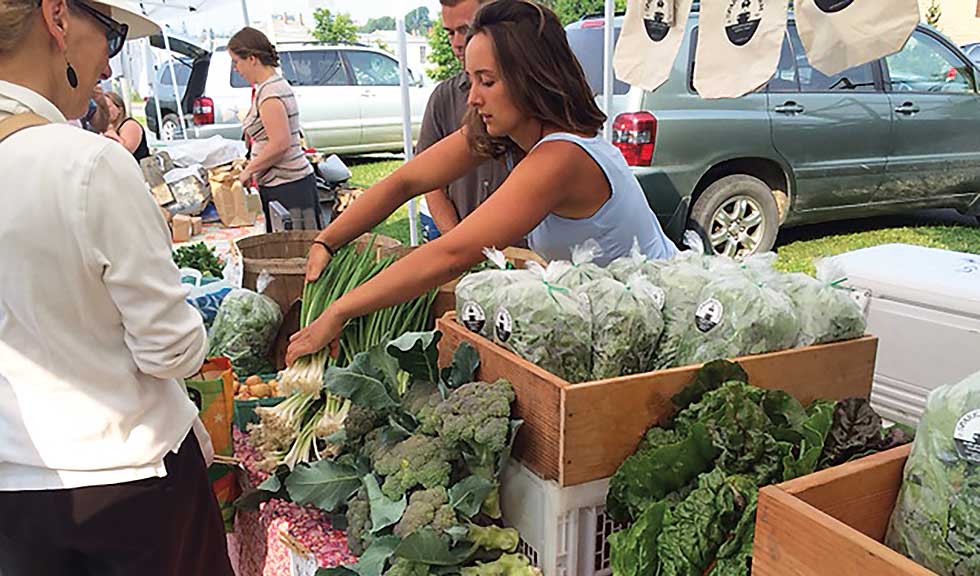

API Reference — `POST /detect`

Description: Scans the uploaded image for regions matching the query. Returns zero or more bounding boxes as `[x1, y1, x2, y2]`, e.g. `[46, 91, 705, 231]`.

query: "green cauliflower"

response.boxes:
[402, 380, 443, 435]
[465, 524, 520, 553]
[384, 558, 430, 576]
[460, 554, 542, 576]
[394, 486, 459, 538]
[373, 434, 454, 501]
[345, 489, 372, 557]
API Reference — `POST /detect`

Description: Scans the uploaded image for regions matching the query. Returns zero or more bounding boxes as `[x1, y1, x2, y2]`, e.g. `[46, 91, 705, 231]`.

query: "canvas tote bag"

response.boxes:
[614, 0, 696, 92]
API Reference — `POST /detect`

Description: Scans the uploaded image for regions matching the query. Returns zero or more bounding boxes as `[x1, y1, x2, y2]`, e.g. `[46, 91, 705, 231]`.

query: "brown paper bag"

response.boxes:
[796, 0, 919, 76]
[211, 173, 258, 228]
[614, 0, 696, 92]
[172, 214, 193, 243]
[694, 0, 788, 99]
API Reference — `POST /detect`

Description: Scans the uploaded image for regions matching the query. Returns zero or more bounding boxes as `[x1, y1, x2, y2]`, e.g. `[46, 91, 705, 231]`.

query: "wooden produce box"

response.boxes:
[753, 444, 934, 576]
[436, 314, 878, 487]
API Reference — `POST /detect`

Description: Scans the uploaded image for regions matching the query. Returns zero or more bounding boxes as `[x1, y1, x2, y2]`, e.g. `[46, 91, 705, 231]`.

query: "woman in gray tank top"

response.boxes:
[287, 0, 678, 363]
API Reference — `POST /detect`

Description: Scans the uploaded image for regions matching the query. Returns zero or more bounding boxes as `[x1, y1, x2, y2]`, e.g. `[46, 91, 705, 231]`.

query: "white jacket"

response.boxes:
[0, 81, 208, 490]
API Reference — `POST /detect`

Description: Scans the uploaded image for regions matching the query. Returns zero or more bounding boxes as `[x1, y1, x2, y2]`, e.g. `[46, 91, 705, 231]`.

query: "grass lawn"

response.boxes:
[340, 158, 980, 267]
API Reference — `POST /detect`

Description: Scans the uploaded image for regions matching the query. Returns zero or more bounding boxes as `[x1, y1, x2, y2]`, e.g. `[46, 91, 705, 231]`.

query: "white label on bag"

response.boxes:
[814, 0, 854, 13]
[288, 550, 319, 576]
[725, 0, 764, 47]
[495, 308, 514, 343]
[695, 298, 724, 333]
[954, 410, 980, 463]
[461, 301, 487, 334]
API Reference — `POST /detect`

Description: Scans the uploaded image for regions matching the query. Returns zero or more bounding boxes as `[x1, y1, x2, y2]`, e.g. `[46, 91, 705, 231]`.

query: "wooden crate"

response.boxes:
[753, 444, 935, 576]
[437, 314, 878, 487]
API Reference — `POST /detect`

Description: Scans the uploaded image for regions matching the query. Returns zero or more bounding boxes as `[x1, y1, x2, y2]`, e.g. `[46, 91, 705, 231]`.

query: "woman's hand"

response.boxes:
[237, 169, 253, 188]
[306, 242, 332, 282]
[286, 306, 343, 366]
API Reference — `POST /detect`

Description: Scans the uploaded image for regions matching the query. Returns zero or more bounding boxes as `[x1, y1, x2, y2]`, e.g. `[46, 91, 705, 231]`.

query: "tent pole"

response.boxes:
[397, 16, 419, 247]
[161, 26, 189, 140]
[602, 0, 615, 141]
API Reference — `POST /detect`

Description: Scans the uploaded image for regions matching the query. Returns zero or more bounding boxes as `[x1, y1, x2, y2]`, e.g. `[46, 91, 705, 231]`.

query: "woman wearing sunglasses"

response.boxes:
[0, 2, 234, 574]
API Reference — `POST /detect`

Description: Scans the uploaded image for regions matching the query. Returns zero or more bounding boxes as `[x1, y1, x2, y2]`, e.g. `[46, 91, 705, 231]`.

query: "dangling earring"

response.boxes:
[65, 55, 78, 89]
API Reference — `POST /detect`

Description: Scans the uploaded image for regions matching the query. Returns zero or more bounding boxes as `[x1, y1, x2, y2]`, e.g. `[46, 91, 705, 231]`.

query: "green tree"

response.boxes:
[312, 8, 359, 45]
[375, 38, 392, 54]
[427, 17, 461, 82]
[405, 6, 432, 35]
[549, 0, 626, 26]
[361, 16, 396, 33]
[925, 0, 942, 27]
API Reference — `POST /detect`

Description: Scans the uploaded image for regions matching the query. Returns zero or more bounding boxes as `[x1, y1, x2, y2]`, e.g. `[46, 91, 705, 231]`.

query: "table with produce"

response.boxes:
[178, 234, 978, 576]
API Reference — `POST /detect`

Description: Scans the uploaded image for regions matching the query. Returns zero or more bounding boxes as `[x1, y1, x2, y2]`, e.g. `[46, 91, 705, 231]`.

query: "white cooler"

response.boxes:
[828, 244, 980, 425]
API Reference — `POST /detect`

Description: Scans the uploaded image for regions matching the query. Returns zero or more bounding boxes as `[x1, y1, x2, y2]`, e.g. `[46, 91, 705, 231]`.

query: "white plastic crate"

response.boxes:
[500, 461, 623, 576]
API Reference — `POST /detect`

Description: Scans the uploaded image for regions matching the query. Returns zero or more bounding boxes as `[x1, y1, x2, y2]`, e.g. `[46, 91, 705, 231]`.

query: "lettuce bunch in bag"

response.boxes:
[674, 270, 801, 367]
[886, 370, 980, 576]
[580, 273, 666, 380]
[493, 261, 593, 383]
[607, 238, 667, 286]
[773, 260, 866, 348]
[455, 248, 532, 338]
[207, 274, 283, 378]
[549, 239, 614, 291]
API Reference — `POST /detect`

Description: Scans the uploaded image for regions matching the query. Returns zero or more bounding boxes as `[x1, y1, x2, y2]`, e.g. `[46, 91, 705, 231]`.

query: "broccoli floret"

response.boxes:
[384, 558, 429, 576]
[465, 524, 520, 553]
[394, 486, 460, 538]
[435, 380, 516, 517]
[402, 380, 443, 434]
[460, 554, 542, 576]
[373, 435, 455, 501]
[344, 404, 385, 447]
[345, 489, 372, 556]
[363, 427, 398, 466]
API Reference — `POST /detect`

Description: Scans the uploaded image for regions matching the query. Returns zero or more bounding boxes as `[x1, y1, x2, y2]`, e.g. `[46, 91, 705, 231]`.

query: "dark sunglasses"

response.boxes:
[73, 2, 129, 58]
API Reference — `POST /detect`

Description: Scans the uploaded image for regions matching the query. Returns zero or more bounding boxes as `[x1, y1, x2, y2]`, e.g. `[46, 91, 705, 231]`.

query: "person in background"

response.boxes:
[229, 27, 320, 233]
[0, 0, 233, 573]
[287, 0, 678, 365]
[417, 0, 512, 242]
[102, 89, 149, 160]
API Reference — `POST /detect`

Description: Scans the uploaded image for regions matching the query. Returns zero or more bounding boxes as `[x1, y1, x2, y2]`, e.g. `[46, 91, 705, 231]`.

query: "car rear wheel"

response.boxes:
[160, 113, 181, 141]
[690, 175, 779, 259]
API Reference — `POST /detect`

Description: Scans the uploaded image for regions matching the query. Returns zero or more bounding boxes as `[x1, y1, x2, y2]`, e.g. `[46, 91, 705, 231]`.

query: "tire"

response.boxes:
[689, 174, 780, 259]
[160, 113, 181, 142]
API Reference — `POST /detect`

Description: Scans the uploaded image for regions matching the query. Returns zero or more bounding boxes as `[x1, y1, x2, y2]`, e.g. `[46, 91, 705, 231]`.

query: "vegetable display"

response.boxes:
[173, 242, 224, 277]
[207, 288, 282, 378]
[455, 249, 532, 339]
[886, 370, 980, 576]
[605, 360, 912, 576]
[772, 260, 867, 348]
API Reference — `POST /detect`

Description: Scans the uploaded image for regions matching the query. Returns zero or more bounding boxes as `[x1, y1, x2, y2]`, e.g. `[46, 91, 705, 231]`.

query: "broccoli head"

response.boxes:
[345, 489, 372, 557]
[402, 380, 443, 434]
[460, 554, 542, 576]
[373, 434, 455, 501]
[393, 486, 460, 538]
[363, 427, 398, 467]
[384, 558, 429, 576]
[344, 404, 385, 447]
[465, 524, 519, 553]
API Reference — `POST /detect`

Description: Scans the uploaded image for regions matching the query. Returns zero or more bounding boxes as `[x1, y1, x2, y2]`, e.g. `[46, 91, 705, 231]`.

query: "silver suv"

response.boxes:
[152, 40, 433, 154]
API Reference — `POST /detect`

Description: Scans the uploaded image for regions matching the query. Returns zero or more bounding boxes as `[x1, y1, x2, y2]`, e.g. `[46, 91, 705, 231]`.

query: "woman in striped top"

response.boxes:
[229, 27, 319, 232]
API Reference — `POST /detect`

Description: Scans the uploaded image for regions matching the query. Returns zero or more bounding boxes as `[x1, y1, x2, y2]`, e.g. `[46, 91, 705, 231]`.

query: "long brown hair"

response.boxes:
[104, 91, 127, 131]
[228, 27, 280, 67]
[463, 0, 606, 159]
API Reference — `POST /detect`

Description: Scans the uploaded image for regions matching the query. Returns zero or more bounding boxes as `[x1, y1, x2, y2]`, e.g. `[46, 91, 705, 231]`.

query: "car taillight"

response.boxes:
[192, 96, 214, 125]
[582, 19, 604, 28]
[612, 111, 657, 166]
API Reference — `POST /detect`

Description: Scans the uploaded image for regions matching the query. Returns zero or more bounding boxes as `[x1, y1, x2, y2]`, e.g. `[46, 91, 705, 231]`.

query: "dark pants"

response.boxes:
[259, 173, 322, 233]
[0, 434, 233, 576]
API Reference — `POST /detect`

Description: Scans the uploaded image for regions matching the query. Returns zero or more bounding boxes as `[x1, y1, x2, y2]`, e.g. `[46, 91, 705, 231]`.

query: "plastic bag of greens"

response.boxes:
[651, 253, 741, 369]
[493, 261, 593, 383]
[549, 239, 614, 291]
[886, 370, 980, 576]
[607, 238, 668, 286]
[455, 248, 533, 338]
[580, 273, 666, 380]
[673, 268, 800, 366]
[207, 275, 283, 378]
[772, 261, 866, 348]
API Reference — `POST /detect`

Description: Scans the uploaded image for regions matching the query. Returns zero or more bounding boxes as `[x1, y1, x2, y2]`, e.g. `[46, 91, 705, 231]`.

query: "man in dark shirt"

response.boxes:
[416, 0, 511, 241]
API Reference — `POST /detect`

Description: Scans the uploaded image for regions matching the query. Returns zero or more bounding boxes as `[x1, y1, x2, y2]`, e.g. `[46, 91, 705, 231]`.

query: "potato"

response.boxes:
[245, 375, 263, 387]
[249, 383, 272, 398]
[268, 380, 279, 395]
[233, 381, 241, 394]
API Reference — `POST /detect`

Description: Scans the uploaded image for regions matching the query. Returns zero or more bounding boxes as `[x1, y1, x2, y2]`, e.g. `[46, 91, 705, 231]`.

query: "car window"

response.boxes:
[159, 61, 191, 87]
[231, 67, 249, 88]
[345, 51, 400, 86]
[786, 28, 876, 92]
[566, 24, 631, 96]
[282, 50, 348, 87]
[885, 31, 976, 94]
[769, 35, 800, 92]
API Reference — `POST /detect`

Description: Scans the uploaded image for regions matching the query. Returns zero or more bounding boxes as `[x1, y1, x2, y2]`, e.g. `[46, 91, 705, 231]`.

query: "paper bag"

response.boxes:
[796, 0, 919, 76]
[172, 214, 193, 243]
[694, 0, 788, 99]
[614, 0, 696, 92]
[211, 172, 259, 228]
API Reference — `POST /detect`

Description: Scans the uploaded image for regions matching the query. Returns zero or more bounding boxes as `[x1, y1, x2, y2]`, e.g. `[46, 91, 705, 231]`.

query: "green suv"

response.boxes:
[566, 12, 980, 257]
